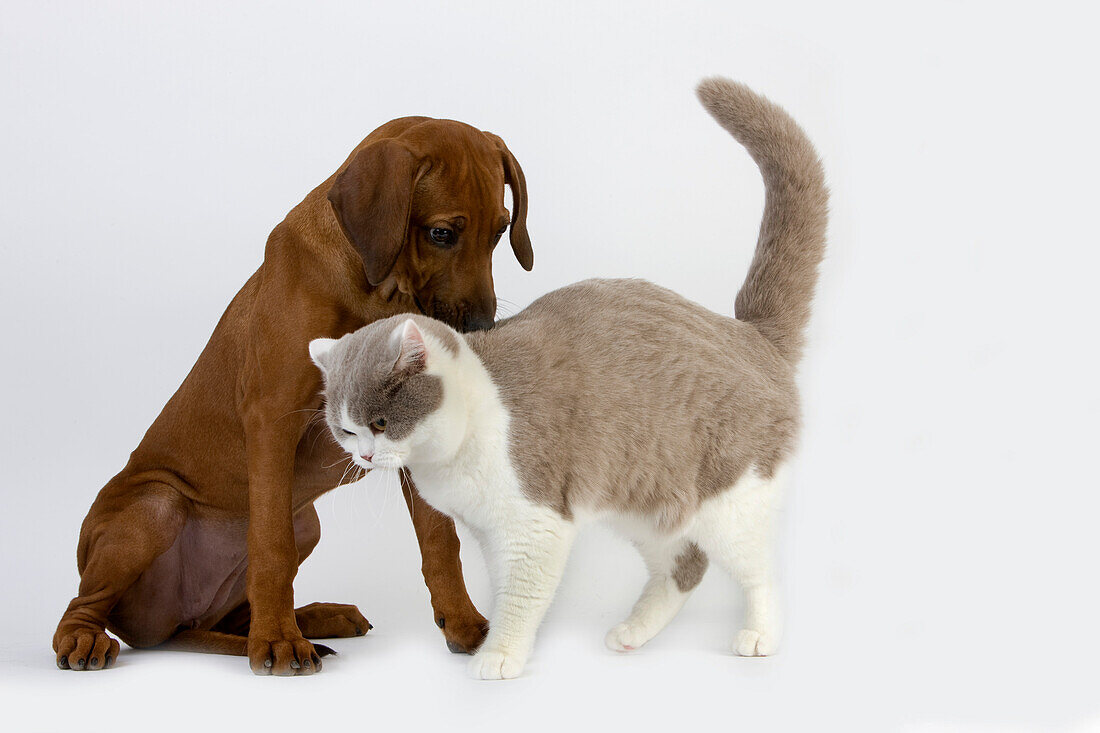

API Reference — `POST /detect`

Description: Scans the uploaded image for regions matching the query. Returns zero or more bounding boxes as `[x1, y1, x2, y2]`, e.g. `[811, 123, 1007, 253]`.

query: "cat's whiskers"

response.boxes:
[274, 406, 324, 424]
[309, 424, 333, 454]
[335, 455, 361, 486]
[323, 454, 352, 471]
[373, 466, 397, 526]
[400, 467, 414, 523]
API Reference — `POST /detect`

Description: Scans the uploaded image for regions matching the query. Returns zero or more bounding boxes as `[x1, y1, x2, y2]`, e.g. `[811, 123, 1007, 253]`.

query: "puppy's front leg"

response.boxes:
[400, 471, 488, 654]
[468, 512, 575, 680]
[238, 310, 334, 676]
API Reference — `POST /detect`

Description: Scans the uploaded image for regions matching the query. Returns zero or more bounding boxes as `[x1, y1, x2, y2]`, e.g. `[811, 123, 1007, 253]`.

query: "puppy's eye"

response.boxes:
[369, 418, 387, 433]
[493, 225, 507, 244]
[428, 228, 455, 247]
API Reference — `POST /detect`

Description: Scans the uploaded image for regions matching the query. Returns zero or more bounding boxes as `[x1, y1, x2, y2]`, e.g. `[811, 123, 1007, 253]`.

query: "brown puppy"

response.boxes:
[52, 116, 532, 675]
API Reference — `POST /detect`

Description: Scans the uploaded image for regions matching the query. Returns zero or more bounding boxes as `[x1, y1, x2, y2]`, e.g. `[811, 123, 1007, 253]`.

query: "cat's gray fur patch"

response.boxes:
[672, 542, 708, 592]
[318, 314, 456, 440]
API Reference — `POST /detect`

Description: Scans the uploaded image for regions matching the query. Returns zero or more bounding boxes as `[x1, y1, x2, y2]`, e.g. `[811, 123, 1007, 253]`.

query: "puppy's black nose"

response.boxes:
[462, 314, 495, 333]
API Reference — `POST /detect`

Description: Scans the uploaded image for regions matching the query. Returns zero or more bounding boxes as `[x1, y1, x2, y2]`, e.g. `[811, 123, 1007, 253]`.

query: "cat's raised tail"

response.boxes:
[696, 78, 828, 364]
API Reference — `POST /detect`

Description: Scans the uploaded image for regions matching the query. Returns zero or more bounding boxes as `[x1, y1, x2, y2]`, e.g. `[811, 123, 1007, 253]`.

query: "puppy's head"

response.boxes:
[327, 117, 531, 333]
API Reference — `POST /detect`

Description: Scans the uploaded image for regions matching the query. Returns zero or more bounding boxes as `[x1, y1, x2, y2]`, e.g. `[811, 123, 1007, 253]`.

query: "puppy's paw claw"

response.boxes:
[54, 628, 120, 671]
[248, 633, 324, 676]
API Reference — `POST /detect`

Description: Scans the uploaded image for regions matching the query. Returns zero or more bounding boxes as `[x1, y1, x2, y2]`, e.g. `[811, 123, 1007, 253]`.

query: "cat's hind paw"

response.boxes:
[468, 649, 525, 680]
[604, 623, 649, 652]
[734, 628, 777, 657]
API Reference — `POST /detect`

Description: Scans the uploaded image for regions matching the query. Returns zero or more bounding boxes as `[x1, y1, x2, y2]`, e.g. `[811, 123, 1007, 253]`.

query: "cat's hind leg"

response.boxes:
[605, 535, 706, 652]
[690, 465, 784, 656]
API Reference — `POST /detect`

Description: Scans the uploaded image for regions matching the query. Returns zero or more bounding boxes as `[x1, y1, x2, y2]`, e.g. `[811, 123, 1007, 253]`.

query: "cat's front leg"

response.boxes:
[469, 512, 575, 680]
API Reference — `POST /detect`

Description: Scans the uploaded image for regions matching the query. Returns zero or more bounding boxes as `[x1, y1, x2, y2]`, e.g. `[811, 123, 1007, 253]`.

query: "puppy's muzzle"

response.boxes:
[461, 313, 496, 332]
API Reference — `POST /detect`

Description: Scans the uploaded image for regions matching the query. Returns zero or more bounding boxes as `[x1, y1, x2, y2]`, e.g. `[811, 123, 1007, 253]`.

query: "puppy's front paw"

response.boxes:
[467, 648, 525, 680]
[437, 610, 489, 655]
[54, 626, 121, 670]
[734, 628, 777, 657]
[248, 629, 328, 676]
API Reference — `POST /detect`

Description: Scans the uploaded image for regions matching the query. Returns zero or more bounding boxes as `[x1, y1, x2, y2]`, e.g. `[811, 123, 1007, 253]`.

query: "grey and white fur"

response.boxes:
[309, 78, 827, 679]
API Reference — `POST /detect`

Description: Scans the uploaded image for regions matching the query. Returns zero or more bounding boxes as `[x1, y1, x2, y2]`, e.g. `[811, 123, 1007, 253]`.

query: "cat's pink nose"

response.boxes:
[360, 452, 373, 462]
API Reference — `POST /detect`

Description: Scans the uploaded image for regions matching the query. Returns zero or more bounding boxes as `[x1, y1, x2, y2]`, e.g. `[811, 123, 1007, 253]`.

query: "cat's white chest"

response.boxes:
[407, 437, 523, 529]
[407, 463, 484, 523]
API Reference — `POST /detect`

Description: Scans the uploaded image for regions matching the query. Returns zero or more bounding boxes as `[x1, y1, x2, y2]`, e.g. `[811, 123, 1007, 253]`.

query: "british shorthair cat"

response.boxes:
[309, 78, 827, 679]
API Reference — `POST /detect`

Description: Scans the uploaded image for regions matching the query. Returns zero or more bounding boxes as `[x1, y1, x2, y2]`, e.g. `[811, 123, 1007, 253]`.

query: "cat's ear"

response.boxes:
[393, 319, 429, 376]
[309, 337, 339, 374]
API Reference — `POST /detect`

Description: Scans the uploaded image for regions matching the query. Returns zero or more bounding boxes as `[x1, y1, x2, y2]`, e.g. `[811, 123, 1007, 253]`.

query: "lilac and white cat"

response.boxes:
[309, 78, 827, 679]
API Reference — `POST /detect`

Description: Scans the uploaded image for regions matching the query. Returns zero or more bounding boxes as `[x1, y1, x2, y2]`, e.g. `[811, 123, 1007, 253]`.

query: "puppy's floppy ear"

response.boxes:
[328, 139, 428, 286]
[309, 337, 339, 374]
[484, 132, 532, 271]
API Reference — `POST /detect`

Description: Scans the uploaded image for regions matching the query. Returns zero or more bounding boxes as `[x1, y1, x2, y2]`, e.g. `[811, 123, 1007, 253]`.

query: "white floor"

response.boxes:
[4, 471, 1098, 733]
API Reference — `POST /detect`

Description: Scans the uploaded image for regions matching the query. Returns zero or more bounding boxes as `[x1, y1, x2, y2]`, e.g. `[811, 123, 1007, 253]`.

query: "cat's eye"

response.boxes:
[369, 418, 387, 434]
[341, 428, 355, 438]
[428, 227, 455, 247]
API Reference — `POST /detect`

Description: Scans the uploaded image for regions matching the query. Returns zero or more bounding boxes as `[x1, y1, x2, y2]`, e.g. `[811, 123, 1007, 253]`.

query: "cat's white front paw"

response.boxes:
[604, 622, 649, 652]
[734, 628, 777, 656]
[468, 649, 526, 680]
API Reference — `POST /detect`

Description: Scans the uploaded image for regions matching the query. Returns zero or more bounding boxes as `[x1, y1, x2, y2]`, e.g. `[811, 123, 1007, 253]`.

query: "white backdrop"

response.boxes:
[2, 2, 1098, 731]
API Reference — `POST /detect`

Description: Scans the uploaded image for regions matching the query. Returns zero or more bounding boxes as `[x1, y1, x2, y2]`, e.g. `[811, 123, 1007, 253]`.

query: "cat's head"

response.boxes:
[309, 315, 468, 471]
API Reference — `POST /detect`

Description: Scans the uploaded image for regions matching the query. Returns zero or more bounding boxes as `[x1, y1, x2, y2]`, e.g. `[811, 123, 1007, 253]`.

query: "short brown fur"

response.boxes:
[52, 116, 532, 674]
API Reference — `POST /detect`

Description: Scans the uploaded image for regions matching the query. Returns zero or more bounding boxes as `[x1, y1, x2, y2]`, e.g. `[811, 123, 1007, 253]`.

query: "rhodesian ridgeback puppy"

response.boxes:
[53, 115, 532, 675]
